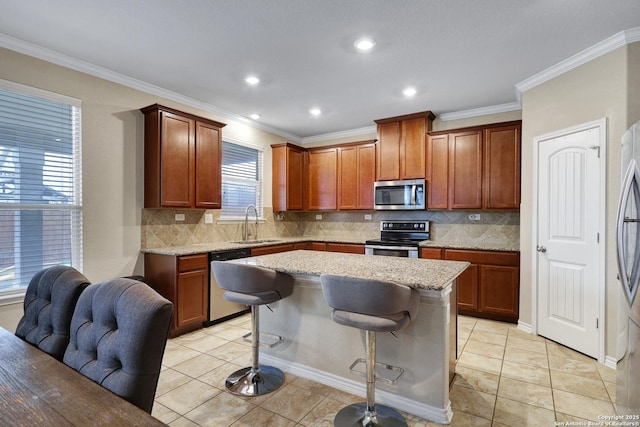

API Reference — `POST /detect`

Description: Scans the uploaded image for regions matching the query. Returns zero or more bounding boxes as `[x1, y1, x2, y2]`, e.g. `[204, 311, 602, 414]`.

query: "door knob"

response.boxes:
[537, 245, 547, 253]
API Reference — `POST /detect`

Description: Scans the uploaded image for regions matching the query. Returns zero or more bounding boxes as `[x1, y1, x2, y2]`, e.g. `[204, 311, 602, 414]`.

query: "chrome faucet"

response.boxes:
[244, 204, 258, 241]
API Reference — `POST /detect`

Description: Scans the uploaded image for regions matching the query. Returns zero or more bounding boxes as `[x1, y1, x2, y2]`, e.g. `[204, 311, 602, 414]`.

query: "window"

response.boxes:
[0, 80, 82, 298]
[220, 140, 263, 218]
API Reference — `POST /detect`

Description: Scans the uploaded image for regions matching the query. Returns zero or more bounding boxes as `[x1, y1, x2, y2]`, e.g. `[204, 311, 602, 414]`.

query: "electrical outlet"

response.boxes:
[364, 214, 372, 220]
[204, 213, 213, 224]
[175, 213, 185, 222]
[468, 213, 481, 221]
[315, 214, 323, 220]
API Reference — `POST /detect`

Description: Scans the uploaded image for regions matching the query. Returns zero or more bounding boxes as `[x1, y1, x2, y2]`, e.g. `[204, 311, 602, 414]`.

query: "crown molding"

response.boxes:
[438, 102, 521, 122]
[301, 125, 377, 144]
[0, 33, 303, 143]
[516, 27, 640, 99]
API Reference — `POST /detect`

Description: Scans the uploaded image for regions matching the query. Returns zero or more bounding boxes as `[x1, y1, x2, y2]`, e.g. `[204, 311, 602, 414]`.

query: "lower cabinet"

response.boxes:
[251, 244, 295, 256]
[144, 252, 209, 337]
[420, 247, 519, 323]
[325, 243, 365, 254]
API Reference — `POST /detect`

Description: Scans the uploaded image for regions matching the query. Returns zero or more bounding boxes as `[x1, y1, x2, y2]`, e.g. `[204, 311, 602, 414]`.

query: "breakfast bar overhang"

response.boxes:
[229, 250, 469, 424]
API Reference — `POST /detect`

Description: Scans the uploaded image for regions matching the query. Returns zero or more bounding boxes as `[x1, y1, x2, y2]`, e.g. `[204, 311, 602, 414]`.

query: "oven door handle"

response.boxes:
[365, 244, 418, 251]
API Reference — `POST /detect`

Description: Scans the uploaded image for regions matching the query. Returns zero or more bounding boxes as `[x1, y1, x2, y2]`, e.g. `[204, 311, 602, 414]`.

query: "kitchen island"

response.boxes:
[229, 250, 468, 424]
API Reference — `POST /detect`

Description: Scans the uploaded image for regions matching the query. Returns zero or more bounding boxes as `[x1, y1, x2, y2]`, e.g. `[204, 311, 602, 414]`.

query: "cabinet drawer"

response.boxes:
[444, 249, 518, 266]
[419, 248, 444, 259]
[251, 244, 295, 256]
[326, 243, 365, 254]
[178, 253, 208, 272]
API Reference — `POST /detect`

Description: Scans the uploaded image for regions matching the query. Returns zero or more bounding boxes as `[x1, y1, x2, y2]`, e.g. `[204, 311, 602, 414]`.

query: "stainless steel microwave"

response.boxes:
[374, 179, 426, 210]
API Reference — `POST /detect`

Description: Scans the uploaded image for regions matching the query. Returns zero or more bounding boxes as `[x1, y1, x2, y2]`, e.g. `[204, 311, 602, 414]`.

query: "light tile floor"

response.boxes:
[152, 315, 617, 426]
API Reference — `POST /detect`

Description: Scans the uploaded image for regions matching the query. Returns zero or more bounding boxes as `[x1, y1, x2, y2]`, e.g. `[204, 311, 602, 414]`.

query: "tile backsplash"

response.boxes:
[141, 208, 519, 249]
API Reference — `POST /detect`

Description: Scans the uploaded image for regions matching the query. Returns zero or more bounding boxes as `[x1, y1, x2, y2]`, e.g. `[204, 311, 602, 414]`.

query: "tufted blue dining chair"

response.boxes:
[63, 277, 173, 413]
[15, 265, 90, 361]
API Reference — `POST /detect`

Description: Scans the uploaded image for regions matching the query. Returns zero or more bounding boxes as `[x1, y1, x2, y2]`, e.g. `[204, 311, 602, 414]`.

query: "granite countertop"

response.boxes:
[419, 240, 519, 252]
[230, 250, 469, 291]
[141, 236, 369, 256]
[142, 236, 519, 256]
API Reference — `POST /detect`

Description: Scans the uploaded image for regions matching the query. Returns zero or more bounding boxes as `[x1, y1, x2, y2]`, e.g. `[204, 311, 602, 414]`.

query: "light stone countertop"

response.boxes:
[419, 240, 519, 252]
[142, 236, 519, 256]
[230, 250, 470, 291]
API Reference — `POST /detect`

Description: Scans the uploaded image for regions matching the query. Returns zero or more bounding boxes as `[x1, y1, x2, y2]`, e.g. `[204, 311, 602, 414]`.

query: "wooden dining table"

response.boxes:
[0, 327, 166, 426]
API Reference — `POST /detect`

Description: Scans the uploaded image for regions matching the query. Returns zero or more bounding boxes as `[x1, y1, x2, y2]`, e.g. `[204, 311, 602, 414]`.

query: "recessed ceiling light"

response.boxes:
[354, 38, 376, 51]
[245, 75, 260, 85]
[249, 113, 261, 120]
[402, 87, 417, 97]
[309, 107, 322, 116]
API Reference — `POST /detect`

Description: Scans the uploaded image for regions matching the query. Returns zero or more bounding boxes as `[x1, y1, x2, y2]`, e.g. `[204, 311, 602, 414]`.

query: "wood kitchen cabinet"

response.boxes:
[325, 243, 365, 254]
[426, 121, 521, 210]
[271, 143, 305, 211]
[250, 243, 295, 256]
[483, 124, 521, 209]
[144, 252, 209, 337]
[374, 111, 435, 181]
[338, 141, 376, 210]
[141, 104, 226, 209]
[444, 249, 519, 323]
[307, 147, 338, 210]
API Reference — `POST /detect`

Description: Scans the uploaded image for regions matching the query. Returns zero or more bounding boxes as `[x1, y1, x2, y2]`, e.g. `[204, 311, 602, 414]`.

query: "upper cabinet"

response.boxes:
[337, 142, 376, 210]
[307, 147, 338, 210]
[374, 111, 435, 181]
[483, 124, 521, 209]
[272, 143, 305, 211]
[141, 104, 226, 209]
[426, 121, 521, 210]
[271, 140, 376, 211]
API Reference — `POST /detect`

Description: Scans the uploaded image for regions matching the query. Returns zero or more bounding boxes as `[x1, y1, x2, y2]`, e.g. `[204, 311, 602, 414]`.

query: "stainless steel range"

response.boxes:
[365, 220, 430, 258]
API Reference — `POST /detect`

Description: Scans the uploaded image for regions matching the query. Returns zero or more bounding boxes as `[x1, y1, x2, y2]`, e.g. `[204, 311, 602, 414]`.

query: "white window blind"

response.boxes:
[0, 81, 82, 296]
[220, 140, 263, 218]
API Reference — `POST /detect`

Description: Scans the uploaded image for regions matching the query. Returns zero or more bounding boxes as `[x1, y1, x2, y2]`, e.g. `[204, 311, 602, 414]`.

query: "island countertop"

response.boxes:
[230, 250, 469, 291]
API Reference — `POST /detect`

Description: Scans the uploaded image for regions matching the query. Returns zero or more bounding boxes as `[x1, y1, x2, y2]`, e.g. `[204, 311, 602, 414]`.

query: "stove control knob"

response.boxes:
[414, 223, 419, 229]
[387, 223, 393, 229]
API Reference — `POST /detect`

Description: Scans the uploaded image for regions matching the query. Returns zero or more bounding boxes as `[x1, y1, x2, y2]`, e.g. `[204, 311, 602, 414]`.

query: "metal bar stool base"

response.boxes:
[334, 402, 408, 427]
[225, 365, 285, 396]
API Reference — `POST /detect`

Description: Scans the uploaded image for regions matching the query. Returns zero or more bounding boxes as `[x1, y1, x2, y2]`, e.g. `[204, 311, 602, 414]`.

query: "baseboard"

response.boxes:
[604, 355, 618, 370]
[517, 320, 533, 334]
[260, 354, 453, 424]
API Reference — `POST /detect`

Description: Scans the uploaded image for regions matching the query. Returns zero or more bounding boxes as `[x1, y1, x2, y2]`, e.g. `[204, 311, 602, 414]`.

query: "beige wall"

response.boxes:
[0, 47, 290, 330]
[520, 44, 632, 360]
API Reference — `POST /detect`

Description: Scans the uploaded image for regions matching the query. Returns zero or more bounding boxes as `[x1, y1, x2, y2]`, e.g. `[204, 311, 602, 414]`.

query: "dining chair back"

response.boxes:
[15, 265, 90, 361]
[63, 277, 173, 413]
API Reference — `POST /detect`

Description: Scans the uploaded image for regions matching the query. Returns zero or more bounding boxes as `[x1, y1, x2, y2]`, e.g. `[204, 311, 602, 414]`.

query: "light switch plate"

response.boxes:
[204, 213, 213, 224]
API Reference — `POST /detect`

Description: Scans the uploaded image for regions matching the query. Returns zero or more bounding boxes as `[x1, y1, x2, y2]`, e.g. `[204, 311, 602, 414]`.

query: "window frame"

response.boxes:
[219, 137, 264, 222]
[0, 79, 82, 304]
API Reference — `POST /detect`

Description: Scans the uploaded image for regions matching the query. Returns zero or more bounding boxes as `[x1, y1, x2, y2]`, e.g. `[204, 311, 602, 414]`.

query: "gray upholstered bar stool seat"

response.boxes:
[211, 261, 293, 396]
[320, 274, 420, 427]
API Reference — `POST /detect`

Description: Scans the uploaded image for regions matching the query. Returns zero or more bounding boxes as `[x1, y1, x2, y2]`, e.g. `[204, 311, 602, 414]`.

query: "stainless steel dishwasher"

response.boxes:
[206, 248, 251, 325]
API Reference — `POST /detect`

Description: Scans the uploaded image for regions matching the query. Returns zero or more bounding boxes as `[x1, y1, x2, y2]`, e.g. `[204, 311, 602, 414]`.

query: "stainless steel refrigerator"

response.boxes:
[616, 119, 640, 415]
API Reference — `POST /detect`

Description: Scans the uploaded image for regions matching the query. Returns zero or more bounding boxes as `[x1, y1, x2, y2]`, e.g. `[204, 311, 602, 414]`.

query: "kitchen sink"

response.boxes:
[230, 239, 280, 244]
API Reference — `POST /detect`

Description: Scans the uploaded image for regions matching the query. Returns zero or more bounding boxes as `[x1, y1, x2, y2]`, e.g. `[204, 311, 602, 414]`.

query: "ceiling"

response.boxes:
[1, 1, 639, 141]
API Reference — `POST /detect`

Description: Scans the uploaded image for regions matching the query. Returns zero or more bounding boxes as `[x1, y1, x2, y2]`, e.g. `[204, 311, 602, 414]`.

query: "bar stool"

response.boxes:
[320, 274, 420, 427]
[211, 261, 293, 396]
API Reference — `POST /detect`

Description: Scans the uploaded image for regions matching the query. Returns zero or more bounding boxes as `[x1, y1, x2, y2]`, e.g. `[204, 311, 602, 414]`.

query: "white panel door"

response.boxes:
[537, 127, 601, 358]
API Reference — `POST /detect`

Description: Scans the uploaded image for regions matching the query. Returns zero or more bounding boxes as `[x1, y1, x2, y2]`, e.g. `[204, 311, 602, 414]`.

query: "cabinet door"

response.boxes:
[250, 244, 295, 256]
[426, 134, 449, 209]
[376, 121, 401, 181]
[195, 121, 221, 208]
[176, 269, 208, 328]
[449, 130, 483, 209]
[479, 265, 519, 319]
[160, 111, 195, 207]
[456, 264, 479, 312]
[307, 148, 337, 210]
[272, 145, 305, 211]
[357, 143, 376, 209]
[337, 146, 358, 210]
[400, 117, 426, 179]
[483, 124, 521, 209]
[309, 242, 327, 251]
